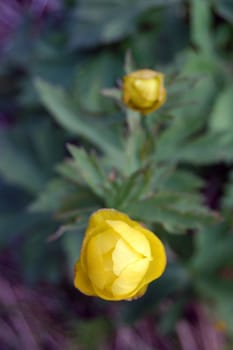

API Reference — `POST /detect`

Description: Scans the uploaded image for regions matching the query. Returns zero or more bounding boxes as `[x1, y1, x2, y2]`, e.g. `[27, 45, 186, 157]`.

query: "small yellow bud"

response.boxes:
[122, 69, 166, 115]
[74, 209, 167, 301]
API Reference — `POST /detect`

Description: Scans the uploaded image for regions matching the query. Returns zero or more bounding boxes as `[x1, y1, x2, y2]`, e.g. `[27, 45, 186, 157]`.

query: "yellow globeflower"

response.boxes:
[122, 69, 166, 115]
[74, 209, 167, 301]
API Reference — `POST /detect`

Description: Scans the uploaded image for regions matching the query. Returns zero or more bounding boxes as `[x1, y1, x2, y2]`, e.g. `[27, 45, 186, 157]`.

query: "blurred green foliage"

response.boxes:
[0, 0, 233, 348]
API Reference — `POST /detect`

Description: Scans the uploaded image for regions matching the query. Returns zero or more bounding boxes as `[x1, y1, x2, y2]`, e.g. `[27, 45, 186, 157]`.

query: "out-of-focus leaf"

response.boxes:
[73, 318, 111, 350]
[172, 52, 220, 117]
[0, 139, 44, 194]
[191, 221, 233, 274]
[128, 191, 216, 233]
[68, 0, 179, 49]
[156, 127, 233, 165]
[153, 64, 221, 166]
[213, 0, 233, 24]
[154, 114, 204, 163]
[30, 178, 100, 222]
[0, 211, 49, 246]
[129, 3, 188, 66]
[210, 85, 233, 132]
[0, 132, 44, 193]
[190, 0, 213, 52]
[0, 120, 65, 193]
[63, 227, 86, 273]
[165, 233, 194, 261]
[196, 278, 233, 335]
[72, 51, 121, 113]
[21, 220, 64, 283]
[29, 179, 75, 213]
[0, 179, 31, 212]
[35, 79, 122, 162]
[175, 132, 233, 165]
[57, 161, 84, 185]
[123, 112, 146, 175]
[222, 171, 233, 209]
[156, 169, 204, 193]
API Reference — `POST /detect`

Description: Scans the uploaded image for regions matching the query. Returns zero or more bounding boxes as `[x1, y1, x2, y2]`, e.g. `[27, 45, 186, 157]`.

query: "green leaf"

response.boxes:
[0, 129, 45, 193]
[123, 111, 146, 175]
[190, 0, 213, 53]
[150, 166, 204, 193]
[210, 85, 233, 132]
[31, 178, 100, 223]
[128, 191, 216, 233]
[29, 179, 75, 213]
[108, 168, 150, 209]
[156, 127, 233, 165]
[0, 120, 65, 194]
[155, 115, 204, 163]
[67, 145, 106, 198]
[222, 171, 233, 209]
[68, 0, 178, 49]
[56, 161, 83, 185]
[159, 170, 204, 192]
[73, 52, 122, 113]
[177, 132, 233, 165]
[191, 221, 233, 274]
[35, 78, 122, 162]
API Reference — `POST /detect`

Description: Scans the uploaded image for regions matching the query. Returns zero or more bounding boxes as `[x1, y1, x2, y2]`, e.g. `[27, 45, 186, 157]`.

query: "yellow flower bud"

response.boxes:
[74, 209, 167, 301]
[122, 69, 166, 115]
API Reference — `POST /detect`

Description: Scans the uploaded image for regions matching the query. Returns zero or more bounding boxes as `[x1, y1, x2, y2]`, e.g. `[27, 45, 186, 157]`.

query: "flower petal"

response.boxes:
[134, 78, 159, 103]
[112, 239, 140, 276]
[106, 220, 151, 258]
[138, 226, 167, 283]
[74, 261, 96, 296]
[87, 208, 131, 230]
[111, 258, 150, 297]
[130, 284, 148, 300]
[86, 233, 118, 290]
[86, 236, 107, 290]
[80, 228, 117, 268]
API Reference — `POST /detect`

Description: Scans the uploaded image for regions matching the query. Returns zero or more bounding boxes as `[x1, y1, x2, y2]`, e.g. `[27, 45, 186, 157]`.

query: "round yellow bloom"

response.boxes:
[74, 209, 166, 301]
[122, 69, 166, 115]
